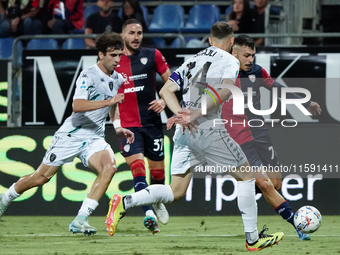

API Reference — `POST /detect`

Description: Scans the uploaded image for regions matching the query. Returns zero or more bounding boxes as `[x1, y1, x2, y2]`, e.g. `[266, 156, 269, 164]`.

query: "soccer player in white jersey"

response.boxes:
[0, 31, 134, 236]
[106, 22, 284, 251]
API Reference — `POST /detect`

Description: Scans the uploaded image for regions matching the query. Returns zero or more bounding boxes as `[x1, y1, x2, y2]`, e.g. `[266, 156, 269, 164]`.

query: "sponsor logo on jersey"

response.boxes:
[248, 74, 256, 83]
[82, 74, 88, 78]
[80, 80, 86, 89]
[140, 57, 148, 65]
[124, 86, 145, 93]
[122, 73, 147, 85]
[109, 81, 113, 91]
[100, 78, 104, 82]
[130, 73, 147, 81]
[122, 73, 130, 85]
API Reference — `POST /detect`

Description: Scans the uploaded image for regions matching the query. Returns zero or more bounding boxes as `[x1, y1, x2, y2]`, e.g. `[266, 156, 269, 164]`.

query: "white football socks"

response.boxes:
[124, 184, 174, 210]
[78, 197, 99, 218]
[237, 179, 259, 243]
[2, 184, 20, 206]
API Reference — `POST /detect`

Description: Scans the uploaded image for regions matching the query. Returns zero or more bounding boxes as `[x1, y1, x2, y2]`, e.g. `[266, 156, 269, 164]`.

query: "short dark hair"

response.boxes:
[234, 35, 255, 50]
[210, 21, 233, 40]
[95, 31, 123, 54]
[122, 18, 142, 31]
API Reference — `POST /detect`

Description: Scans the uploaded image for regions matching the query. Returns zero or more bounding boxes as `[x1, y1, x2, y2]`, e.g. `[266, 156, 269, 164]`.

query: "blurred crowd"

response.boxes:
[0, 0, 269, 48]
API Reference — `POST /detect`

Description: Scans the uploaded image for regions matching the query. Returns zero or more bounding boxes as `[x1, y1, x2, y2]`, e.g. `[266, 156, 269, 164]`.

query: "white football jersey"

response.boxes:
[55, 64, 124, 139]
[169, 46, 240, 129]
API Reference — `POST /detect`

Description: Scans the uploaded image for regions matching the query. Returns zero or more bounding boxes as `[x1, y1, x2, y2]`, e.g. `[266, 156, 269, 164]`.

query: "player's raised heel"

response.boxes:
[106, 194, 126, 236]
[143, 216, 160, 235]
[152, 203, 169, 225]
[246, 225, 284, 251]
[68, 218, 97, 236]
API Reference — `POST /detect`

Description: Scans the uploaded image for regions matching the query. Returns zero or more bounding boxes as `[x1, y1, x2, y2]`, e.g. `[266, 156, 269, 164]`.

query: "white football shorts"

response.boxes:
[171, 127, 247, 175]
[43, 135, 115, 167]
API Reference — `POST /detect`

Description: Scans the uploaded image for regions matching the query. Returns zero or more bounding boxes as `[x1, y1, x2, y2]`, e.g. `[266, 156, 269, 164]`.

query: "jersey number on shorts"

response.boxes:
[153, 138, 164, 152]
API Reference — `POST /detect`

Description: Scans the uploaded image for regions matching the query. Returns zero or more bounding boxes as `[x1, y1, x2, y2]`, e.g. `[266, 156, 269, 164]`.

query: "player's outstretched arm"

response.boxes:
[159, 80, 182, 115]
[194, 79, 234, 120]
[73, 94, 125, 113]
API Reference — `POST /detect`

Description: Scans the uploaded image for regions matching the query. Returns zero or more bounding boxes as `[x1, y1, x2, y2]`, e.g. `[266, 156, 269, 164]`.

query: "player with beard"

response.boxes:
[111, 19, 171, 234]
[85, 0, 124, 48]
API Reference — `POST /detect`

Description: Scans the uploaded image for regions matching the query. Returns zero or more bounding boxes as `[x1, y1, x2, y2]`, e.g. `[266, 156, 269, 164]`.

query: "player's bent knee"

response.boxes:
[101, 164, 117, 180]
[256, 178, 274, 193]
[130, 159, 146, 178]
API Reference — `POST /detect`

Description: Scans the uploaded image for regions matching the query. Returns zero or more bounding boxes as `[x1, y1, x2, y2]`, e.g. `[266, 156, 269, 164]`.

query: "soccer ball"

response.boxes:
[294, 205, 322, 233]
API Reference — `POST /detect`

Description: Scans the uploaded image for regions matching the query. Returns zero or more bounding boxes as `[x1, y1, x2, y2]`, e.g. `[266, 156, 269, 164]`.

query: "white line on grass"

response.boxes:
[2, 234, 339, 237]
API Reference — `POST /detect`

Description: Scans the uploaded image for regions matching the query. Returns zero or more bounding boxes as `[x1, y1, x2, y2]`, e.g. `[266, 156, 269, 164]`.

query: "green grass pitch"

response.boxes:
[0, 215, 339, 255]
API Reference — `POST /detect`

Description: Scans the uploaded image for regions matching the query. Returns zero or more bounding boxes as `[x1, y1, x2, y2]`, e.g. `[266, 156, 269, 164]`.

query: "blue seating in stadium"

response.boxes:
[0, 37, 15, 59]
[27, 39, 59, 50]
[118, 5, 149, 26]
[148, 5, 184, 33]
[225, 5, 232, 16]
[62, 38, 85, 49]
[182, 4, 221, 33]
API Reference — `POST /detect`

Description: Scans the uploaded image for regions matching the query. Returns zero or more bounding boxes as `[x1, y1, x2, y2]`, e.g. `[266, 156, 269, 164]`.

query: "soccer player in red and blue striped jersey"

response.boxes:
[113, 19, 171, 234]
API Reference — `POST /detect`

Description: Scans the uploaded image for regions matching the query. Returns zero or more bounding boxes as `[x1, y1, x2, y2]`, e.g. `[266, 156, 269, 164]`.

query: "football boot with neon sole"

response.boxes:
[246, 225, 284, 251]
[106, 194, 126, 236]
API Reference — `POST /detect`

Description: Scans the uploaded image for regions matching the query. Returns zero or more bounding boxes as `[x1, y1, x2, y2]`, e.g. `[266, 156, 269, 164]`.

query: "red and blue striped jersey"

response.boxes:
[116, 47, 169, 127]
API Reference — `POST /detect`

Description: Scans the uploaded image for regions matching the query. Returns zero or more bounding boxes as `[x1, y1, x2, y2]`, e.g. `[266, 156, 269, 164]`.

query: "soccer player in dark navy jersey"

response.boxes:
[223, 35, 322, 240]
[113, 19, 171, 234]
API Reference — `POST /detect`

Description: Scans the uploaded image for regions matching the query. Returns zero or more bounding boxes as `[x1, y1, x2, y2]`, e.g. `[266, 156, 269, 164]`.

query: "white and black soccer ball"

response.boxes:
[294, 205, 322, 233]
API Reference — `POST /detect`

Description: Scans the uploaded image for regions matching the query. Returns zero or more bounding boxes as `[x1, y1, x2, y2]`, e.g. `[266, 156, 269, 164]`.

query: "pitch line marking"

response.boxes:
[1, 234, 338, 237]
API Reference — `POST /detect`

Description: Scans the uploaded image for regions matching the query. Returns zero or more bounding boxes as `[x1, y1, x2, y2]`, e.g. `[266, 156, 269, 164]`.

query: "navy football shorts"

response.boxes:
[240, 140, 279, 167]
[119, 125, 164, 161]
